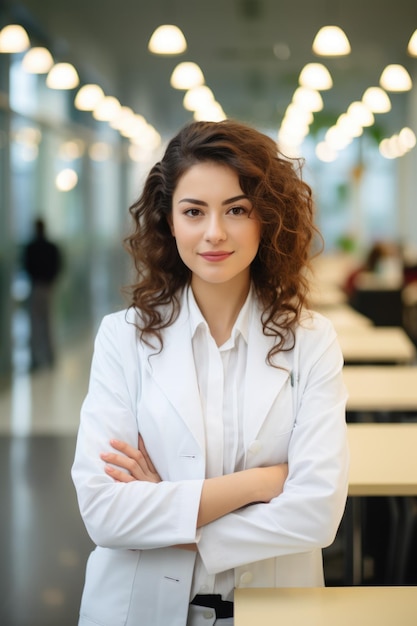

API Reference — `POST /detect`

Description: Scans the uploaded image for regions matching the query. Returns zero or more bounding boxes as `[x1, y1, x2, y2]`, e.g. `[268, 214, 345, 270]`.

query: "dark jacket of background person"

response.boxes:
[23, 218, 61, 286]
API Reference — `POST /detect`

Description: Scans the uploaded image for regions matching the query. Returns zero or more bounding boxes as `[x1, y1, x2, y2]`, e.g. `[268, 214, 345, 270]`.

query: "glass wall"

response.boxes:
[304, 134, 398, 252]
[0, 108, 12, 382]
[0, 53, 138, 381]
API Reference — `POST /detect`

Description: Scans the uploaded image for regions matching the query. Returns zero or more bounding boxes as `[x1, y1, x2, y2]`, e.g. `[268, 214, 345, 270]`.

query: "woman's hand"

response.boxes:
[101, 438, 195, 550]
[100, 435, 161, 483]
[100, 436, 288, 529]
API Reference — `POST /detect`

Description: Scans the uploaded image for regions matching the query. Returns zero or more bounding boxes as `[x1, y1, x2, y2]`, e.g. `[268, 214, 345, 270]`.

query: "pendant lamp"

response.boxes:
[299, 63, 333, 90]
[46, 63, 79, 89]
[148, 25, 187, 54]
[312, 25, 351, 56]
[379, 64, 412, 92]
[170, 62, 204, 89]
[0, 24, 30, 53]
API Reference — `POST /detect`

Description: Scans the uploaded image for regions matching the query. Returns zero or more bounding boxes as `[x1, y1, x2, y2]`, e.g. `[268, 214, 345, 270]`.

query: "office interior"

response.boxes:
[1, 1, 417, 624]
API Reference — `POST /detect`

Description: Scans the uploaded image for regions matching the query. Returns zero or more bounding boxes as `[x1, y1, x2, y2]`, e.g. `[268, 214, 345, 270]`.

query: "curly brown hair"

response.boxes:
[124, 119, 321, 362]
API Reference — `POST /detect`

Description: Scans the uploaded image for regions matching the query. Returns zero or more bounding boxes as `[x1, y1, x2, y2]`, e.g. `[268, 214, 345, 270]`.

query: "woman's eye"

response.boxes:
[228, 206, 247, 215]
[184, 208, 202, 217]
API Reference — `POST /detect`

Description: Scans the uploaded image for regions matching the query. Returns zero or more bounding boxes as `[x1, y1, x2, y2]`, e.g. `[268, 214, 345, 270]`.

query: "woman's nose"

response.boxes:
[204, 215, 226, 243]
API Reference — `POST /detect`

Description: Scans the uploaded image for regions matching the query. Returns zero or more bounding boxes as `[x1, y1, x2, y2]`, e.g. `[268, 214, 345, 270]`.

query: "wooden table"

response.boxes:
[309, 284, 347, 308]
[346, 423, 417, 584]
[235, 586, 417, 626]
[320, 305, 373, 331]
[338, 326, 416, 364]
[348, 423, 417, 496]
[344, 365, 417, 412]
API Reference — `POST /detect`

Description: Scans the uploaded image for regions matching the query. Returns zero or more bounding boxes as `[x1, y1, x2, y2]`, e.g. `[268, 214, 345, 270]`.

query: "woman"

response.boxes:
[72, 119, 349, 626]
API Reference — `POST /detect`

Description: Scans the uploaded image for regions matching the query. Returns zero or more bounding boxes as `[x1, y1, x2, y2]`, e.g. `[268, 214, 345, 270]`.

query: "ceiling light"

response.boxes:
[312, 25, 351, 56]
[283, 103, 314, 126]
[379, 64, 412, 92]
[93, 96, 121, 121]
[362, 87, 391, 113]
[298, 63, 333, 90]
[183, 85, 214, 111]
[109, 106, 135, 131]
[292, 86, 323, 112]
[336, 113, 363, 138]
[120, 114, 149, 139]
[407, 29, 417, 56]
[46, 63, 79, 89]
[399, 127, 416, 151]
[74, 84, 104, 110]
[0, 24, 30, 53]
[129, 122, 161, 149]
[193, 101, 226, 122]
[325, 126, 352, 151]
[55, 168, 78, 191]
[148, 24, 187, 54]
[316, 141, 338, 163]
[22, 47, 54, 73]
[347, 101, 374, 127]
[170, 62, 204, 89]
[278, 127, 306, 150]
[379, 138, 397, 159]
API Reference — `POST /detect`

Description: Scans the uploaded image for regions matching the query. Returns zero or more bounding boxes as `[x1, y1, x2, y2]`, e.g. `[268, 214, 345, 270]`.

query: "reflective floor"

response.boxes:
[0, 308, 95, 626]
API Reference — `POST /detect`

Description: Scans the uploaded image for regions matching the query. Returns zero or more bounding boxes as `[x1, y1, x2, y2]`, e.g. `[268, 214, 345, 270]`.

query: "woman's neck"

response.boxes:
[191, 276, 251, 346]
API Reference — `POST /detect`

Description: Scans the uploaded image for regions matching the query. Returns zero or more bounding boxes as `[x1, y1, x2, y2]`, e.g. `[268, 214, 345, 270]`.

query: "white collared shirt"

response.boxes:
[187, 286, 252, 601]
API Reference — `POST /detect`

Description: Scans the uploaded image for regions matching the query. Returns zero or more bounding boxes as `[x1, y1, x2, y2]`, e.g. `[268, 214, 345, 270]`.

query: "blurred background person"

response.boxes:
[23, 217, 62, 370]
[343, 241, 402, 299]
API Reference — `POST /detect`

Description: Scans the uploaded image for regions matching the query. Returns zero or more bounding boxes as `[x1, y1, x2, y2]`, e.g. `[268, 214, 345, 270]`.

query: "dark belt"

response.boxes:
[191, 594, 234, 619]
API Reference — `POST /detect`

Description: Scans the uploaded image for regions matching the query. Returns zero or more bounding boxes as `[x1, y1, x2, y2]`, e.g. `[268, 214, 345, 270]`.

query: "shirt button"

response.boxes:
[239, 571, 253, 585]
[203, 610, 215, 619]
[248, 440, 262, 454]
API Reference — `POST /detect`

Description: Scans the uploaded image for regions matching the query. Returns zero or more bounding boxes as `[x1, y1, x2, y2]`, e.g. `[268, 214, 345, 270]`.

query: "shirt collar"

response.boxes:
[186, 285, 252, 345]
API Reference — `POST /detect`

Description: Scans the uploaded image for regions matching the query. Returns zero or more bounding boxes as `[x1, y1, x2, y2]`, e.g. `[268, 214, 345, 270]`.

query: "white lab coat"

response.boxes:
[72, 291, 349, 626]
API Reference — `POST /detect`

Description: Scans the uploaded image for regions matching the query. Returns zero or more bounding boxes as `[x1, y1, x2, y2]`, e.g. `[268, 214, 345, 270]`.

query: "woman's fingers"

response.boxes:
[113, 439, 152, 474]
[100, 449, 145, 480]
[100, 437, 161, 483]
[104, 463, 135, 482]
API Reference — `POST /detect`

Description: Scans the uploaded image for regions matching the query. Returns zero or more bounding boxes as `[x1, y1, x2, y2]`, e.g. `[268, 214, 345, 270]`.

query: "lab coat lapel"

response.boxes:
[243, 311, 292, 445]
[142, 303, 205, 454]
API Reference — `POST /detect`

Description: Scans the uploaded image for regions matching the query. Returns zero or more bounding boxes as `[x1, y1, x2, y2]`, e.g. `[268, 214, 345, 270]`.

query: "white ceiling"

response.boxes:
[7, 0, 417, 140]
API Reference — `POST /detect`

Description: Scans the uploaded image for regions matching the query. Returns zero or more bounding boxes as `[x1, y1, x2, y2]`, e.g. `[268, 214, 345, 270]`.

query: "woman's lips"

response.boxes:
[199, 251, 233, 262]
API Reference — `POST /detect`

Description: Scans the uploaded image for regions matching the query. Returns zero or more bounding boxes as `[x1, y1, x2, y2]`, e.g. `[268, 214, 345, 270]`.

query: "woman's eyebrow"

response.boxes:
[222, 194, 249, 205]
[177, 194, 249, 206]
[178, 198, 207, 206]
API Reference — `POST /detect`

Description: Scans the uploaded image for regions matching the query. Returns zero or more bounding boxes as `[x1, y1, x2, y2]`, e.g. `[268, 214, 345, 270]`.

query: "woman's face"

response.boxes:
[170, 161, 261, 292]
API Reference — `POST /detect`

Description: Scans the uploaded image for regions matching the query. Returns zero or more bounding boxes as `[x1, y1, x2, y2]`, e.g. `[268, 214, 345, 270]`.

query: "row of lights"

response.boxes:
[0, 21, 226, 147]
[0, 19, 226, 191]
[313, 24, 417, 59]
[0, 22, 162, 157]
[147, 24, 226, 122]
[1, 21, 417, 165]
[278, 24, 417, 162]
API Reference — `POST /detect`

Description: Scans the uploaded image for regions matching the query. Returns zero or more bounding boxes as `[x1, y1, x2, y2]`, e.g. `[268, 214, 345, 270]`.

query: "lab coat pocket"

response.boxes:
[246, 426, 294, 467]
[79, 547, 140, 626]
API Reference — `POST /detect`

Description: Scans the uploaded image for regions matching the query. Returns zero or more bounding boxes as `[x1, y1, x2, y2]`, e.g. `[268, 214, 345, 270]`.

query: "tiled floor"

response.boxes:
[0, 311, 95, 626]
[0, 435, 94, 626]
